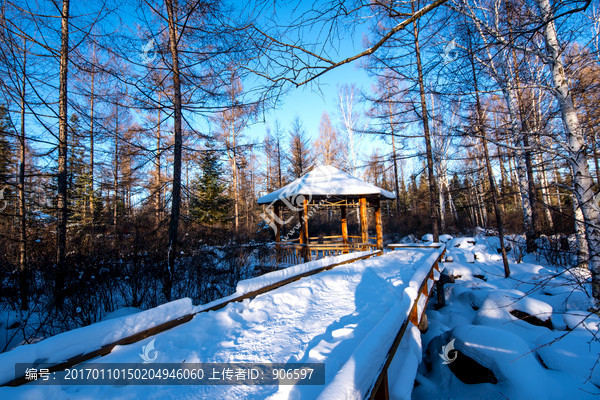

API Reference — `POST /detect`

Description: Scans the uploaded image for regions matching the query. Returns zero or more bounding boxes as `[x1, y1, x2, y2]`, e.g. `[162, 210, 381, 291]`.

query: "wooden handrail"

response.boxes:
[367, 246, 446, 400]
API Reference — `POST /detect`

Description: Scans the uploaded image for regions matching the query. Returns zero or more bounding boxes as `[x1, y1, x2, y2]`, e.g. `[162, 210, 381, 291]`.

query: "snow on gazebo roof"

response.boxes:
[257, 165, 396, 205]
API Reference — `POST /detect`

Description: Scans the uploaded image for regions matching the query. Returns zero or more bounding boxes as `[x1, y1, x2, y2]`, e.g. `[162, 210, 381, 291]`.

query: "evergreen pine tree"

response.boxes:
[0, 106, 15, 188]
[67, 114, 89, 222]
[190, 143, 232, 224]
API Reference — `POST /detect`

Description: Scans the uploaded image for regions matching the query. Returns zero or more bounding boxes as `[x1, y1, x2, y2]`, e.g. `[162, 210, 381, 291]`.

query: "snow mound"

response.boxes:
[563, 310, 600, 331]
[475, 290, 553, 326]
[451, 324, 546, 396]
[439, 234, 453, 243]
[399, 234, 419, 244]
[536, 330, 600, 387]
[449, 237, 476, 248]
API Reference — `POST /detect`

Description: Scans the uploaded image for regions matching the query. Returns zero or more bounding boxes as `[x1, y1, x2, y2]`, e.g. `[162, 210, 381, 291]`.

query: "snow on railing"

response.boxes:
[366, 244, 446, 400]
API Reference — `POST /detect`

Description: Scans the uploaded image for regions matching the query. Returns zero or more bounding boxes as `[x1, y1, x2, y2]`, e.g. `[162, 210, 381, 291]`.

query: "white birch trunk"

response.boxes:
[537, 0, 600, 303]
[537, 152, 554, 230]
[574, 194, 589, 269]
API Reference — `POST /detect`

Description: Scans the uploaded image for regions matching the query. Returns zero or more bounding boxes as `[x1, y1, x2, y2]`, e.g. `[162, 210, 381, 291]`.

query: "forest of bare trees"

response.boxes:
[0, 0, 599, 340]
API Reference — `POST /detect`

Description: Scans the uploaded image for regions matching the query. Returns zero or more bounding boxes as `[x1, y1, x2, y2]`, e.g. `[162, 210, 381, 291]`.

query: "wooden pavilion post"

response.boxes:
[302, 198, 309, 261]
[297, 206, 304, 263]
[341, 205, 349, 254]
[359, 196, 368, 250]
[274, 204, 282, 262]
[375, 197, 383, 251]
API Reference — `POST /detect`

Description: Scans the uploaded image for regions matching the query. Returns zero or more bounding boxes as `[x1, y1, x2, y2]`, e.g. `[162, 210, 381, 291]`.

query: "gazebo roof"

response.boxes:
[257, 165, 396, 205]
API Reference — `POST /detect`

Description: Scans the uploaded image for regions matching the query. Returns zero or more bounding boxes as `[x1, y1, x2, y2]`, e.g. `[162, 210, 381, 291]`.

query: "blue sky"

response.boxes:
[245, 61, 374, 146]
[241, 2, 384, 165]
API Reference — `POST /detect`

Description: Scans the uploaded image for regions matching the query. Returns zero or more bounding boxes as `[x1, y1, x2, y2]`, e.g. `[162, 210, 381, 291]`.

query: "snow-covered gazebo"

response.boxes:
[258, 165, 396, 263]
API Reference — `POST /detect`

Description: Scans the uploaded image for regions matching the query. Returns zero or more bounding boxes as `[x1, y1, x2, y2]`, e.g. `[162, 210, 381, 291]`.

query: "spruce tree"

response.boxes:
[190, 144, 231, 225]
[0, 106, 14, 188]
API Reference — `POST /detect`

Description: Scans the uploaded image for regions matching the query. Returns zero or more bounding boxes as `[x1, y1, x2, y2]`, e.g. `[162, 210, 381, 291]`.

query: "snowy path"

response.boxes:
[2, 248, 442, 400]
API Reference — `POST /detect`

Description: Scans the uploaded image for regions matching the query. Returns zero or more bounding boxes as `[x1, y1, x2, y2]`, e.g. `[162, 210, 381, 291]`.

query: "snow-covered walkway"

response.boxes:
[1, 248, 443, 400]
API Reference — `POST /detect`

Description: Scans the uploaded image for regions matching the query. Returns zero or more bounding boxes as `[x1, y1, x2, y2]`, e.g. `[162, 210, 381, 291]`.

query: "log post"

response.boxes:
[298, 207, 304, 263]
[341, 205, 349, 254]
[360, 196, 368, 250]
[375, 197, 383, 251]
[274, 205, 282, 262]
[302, 198, 309, 262]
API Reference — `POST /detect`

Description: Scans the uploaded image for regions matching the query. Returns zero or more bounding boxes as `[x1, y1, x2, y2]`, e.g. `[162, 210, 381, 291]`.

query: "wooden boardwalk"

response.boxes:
[2, 245, 446, 400]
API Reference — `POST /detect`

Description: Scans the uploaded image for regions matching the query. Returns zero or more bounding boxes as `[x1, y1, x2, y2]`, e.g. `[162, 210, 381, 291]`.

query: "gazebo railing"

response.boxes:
[278, 239, 379, 264]
[283, 235, 378, 244]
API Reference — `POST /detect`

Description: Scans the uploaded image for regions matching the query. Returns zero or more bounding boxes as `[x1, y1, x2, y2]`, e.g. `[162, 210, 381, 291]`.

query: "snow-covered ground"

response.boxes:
[1, 235, 597, 399]
[412, 235, 600, 400]
[0, 247, 442, 399]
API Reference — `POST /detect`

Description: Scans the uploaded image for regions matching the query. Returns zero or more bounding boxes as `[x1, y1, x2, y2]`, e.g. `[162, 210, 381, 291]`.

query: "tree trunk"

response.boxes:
[113, 105, 119, 241]
[412, 0, 440, 241]
[537, 151, 554, 231]
[552, 160, 563, 210]
[537, 0, 600, 304]
[468, 177, 479, 226]
[467, 35, 510, 276]
[573, 193, 589, 269]
[165, 0, 183, 301]
[474, 168, 488, 226]
[515, 146, 535, 250]
[438, 179, 446, 231]
[497, 140, 507, 214]
[55, 0, 70, 306]
[18, 39, 28, 310]
[155, 94, 162, 227]
[504, 76, 535, 252]
[276, 134, 282, 188]
[388, 94, 401, 215]
[447, 182, 459, 224]
[89, 75, 95, 224]
[232, 148, 239, 232]
[508, 151, 519, 207]
[523, 132, 539, 246]
[400, 159, 407, 212]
